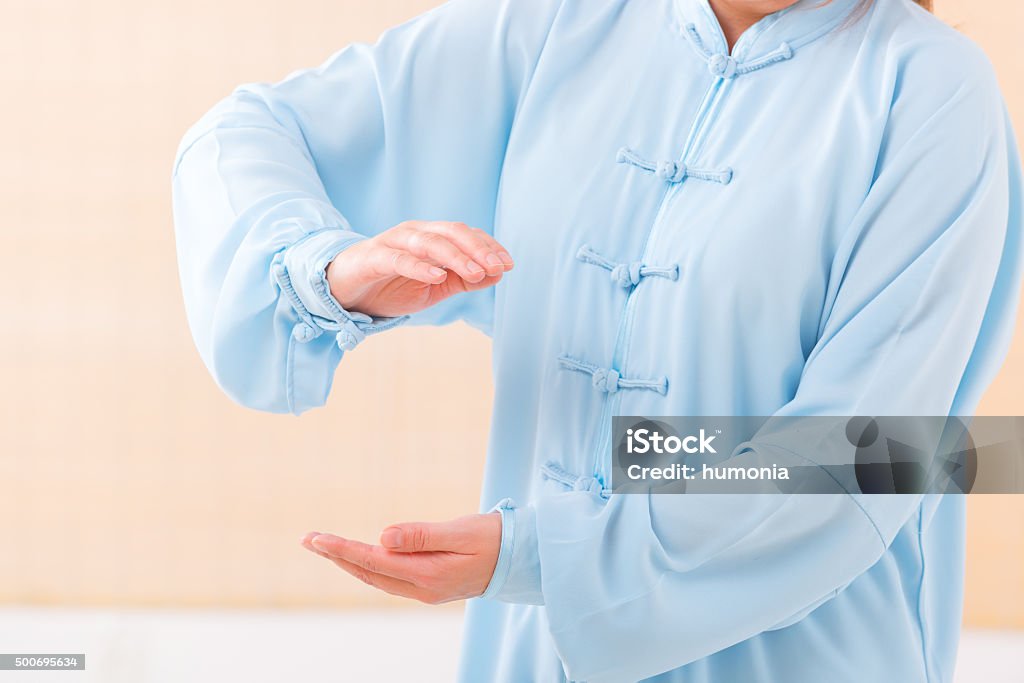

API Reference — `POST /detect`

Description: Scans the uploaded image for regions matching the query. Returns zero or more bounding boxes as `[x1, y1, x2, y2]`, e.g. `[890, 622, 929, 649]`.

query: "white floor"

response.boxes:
[0, 608, 1017, 682]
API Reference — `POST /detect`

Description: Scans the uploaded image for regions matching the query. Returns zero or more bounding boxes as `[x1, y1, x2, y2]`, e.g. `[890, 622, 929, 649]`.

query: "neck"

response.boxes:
[708, 0, 789, 51]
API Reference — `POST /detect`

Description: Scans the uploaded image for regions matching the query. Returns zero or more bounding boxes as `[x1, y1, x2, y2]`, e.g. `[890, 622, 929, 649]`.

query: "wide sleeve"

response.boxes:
[172, 0, 562, 414]
[482, 55, 1024, 683]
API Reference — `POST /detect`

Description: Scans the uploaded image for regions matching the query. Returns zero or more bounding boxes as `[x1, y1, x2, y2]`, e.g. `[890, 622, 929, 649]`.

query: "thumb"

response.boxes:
[380, 519, 470, 553]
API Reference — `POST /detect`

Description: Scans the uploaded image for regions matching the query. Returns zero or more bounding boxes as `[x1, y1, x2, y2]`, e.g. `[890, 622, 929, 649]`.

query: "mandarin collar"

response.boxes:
[673, 0, 861, 63]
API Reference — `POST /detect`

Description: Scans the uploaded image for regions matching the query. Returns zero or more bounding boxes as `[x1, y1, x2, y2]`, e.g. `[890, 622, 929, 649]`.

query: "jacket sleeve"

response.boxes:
[172, 0, 562, 414]
[482, 51, 1024, 683]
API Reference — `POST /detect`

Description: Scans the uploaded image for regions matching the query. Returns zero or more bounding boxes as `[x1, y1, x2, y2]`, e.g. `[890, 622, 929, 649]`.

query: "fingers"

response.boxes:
[456, 273, 504, 294]
[423, 222, 514, 275]
[300, 533, 441, 603]
[386, 226, 486, 282]
[370, 247, 448, 285]
[309, 533, 423, 581]
[385, 222, 512, 282]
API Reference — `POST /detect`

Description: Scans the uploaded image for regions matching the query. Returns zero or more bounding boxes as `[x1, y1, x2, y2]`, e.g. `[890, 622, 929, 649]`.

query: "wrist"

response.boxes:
[325, 241, 370, 312]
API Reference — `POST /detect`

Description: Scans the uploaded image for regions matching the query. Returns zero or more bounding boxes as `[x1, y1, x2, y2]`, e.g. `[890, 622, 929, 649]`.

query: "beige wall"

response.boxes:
[1, 1, 1021, 626]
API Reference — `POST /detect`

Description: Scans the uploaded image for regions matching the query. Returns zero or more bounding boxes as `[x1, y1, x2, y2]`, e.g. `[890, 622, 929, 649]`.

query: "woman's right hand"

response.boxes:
[326, 221, 514, 318]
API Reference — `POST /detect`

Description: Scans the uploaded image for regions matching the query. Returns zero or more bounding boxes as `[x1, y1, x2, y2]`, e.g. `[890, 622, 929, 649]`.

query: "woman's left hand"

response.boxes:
[301, 513, 502, 604]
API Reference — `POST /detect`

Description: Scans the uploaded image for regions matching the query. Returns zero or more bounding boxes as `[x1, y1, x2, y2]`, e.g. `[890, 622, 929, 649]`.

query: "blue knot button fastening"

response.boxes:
[707, 53, 738, 79]
[610, 263, 644, 288]
[591, 368, 621, 394]
[577, 244, 680, 290]
[655, 160, 687, 183]
[292, 323, 318, 343]
[336, 320, 367, 351]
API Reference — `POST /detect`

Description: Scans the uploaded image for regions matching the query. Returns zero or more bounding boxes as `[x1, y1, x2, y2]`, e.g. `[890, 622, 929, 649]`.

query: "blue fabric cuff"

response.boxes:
[481, 498, 543, 605]
[284, 229, 366, 320]
[272, 229, 410, 352]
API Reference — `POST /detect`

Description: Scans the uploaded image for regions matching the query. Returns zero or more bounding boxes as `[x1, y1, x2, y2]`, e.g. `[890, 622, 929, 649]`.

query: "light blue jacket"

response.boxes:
[173, 0, 1024, 680]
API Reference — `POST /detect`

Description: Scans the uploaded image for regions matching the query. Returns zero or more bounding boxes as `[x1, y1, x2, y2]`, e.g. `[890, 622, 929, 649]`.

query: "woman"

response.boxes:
[172, 0, 1023, 680]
